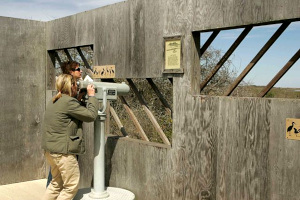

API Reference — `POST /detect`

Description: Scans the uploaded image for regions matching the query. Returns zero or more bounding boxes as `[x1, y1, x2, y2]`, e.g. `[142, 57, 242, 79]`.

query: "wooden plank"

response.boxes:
[109, 106, 128, 137]
[127, 79, 171, 145]
[47, 50, 57, 90]
[200, 26, 253, 90]
[54, 51, 62, 67]
[200, 30, 220, 55]
[168, 78, 173, 85]
[268, 99, 300, 200]
[129, 0, 146, 77]
[144, 0, 166, 77]
[191, 31, 201, 95]
[119, 96, 149, 141]
[0, 18, 46, 185]
[258, 49, 300, 97]
[64, 48, 73, 61]
[146, 78, 172, 116]
[216, 97, 270, 200]
[102, 79, 149, 141]
[106, 137, 172, 200]
[46, 15, 77, 50]
[93, 2, 129, 78]
[224, 22, 290, 96]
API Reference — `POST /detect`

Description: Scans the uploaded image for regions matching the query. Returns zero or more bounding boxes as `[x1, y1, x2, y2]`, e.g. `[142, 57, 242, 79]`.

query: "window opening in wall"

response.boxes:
[198, 20, 300, 98]
[105, 78, 173, 145]
[48, 47, 173, 145]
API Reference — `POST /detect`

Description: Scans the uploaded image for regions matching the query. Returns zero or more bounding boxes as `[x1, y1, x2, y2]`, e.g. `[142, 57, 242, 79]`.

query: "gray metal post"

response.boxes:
[88, 112, 109, 199]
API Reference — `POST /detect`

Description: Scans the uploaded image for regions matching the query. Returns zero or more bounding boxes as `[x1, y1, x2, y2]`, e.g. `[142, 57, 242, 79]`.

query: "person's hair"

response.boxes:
[61, 61, 80, 75]
[52, 74, 76, 103]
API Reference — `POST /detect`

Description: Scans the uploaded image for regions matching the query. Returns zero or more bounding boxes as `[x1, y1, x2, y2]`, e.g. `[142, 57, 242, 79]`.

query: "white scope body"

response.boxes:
[78, 80, 130, 101]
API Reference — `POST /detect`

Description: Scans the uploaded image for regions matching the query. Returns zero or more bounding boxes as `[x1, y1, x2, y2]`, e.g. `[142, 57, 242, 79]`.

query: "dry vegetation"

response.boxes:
[108, 78, 173, 144]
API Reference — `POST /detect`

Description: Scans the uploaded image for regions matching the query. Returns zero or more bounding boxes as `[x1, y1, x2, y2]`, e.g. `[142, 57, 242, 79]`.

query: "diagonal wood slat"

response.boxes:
[168, 78, 173, 85]
[127, 79, 171, 145]
[224, 22, 290, 96]
[200, 26, 253, 90]
[54, 51, 62, 66]
[146, 78, 172, 116]
[258, 49, 300, 97]
[76, 47, 91, 70]
[104, 79, 149, 141]
[200, 30, 220, 56]
[119, 96, 149, 141]
[64, 48, 73, 61]
[109, 106, 128, 137]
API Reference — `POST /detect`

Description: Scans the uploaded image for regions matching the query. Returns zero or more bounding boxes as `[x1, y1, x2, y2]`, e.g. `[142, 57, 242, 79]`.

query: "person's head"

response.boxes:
[61, 61, 82, 79]
[52, 74, 78, 102]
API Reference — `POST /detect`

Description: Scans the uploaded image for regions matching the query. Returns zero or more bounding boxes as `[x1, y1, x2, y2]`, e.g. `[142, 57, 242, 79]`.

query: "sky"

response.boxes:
[0, 0, 125, 21]
[0, 0, 299, 88]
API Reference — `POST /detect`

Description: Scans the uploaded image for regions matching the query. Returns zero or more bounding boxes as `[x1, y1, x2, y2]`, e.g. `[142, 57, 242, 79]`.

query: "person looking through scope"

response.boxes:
[46, 61, 87, 187]
[61, 60, 87, 103]
[61, 60, 82, 80]
[42, 74, 98, 200]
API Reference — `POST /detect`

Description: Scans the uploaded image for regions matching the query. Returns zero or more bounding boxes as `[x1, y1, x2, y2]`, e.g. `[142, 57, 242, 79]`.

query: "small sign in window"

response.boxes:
[92, 65, 115, 79]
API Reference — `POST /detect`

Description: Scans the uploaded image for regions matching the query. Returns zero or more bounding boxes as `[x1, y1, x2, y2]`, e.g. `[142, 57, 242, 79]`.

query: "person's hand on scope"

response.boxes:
[87, 84, 95, 97]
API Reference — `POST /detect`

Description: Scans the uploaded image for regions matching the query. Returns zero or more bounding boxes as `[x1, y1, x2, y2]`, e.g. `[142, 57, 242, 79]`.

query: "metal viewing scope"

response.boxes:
[78, 80, 130, 113]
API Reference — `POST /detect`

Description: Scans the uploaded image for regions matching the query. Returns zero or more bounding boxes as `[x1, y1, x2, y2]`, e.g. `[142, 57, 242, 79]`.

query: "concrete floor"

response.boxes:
[0, 179, 47, 200]
[0, 179, 94, 200]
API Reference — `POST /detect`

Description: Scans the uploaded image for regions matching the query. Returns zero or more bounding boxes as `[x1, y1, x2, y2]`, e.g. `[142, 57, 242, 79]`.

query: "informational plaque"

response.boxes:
[286, 118, 300, 140]
[92, 65, 115, 79]
[164, 37, 183, 73]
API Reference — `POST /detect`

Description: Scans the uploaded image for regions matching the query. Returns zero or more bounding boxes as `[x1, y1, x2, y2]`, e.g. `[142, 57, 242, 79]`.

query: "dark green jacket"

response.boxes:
[42, 94, 98, 155]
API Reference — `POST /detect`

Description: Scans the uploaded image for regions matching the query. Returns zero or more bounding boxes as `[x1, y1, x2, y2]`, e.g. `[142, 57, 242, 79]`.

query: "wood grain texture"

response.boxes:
[268, 99, 300, 200]
[106, 137, 172, 200]
[93, 2, 130, 78]
[0, 17, 46, 185]
[128, 0, 146, 77]
[192, 0, 299, 31]
[144, 0, 166, 77]
[46, 16, 77, 50]
[216, 97, 270, 200]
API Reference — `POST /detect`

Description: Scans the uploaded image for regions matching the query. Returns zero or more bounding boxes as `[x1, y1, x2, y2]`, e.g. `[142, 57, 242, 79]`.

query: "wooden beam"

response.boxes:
[146, 78, 172, 116]
[109, 106, 128, 137]
[119, 96, 149, 141]
[64, 48, 73, 61]
[258, 49, 300, 97]
[200, 26, 253, 90]
[191, 31, 201, 95]
[54, 51, 62, 67]
[200, 30, 220, 56]
[76, 47, 91, 70]
[103, 79, 149, 141]
[224, 22, 290, 96]
[127, 79, 171, 145]
[168, 78, 173, 85]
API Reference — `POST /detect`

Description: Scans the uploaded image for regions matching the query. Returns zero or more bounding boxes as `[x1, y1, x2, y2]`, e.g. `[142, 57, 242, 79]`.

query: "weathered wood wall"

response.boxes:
[0, 17, 46, 185]
[107, 96, 300, 200]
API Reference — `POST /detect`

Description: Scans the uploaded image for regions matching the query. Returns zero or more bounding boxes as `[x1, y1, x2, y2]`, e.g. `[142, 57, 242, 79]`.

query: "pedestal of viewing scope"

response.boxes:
[79, 111, 134, 200]
[80, 187, 135, 200]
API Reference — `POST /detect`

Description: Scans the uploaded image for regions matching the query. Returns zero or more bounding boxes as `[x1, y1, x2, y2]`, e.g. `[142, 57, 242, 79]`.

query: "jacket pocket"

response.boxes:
[68, 135, 82, 154]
